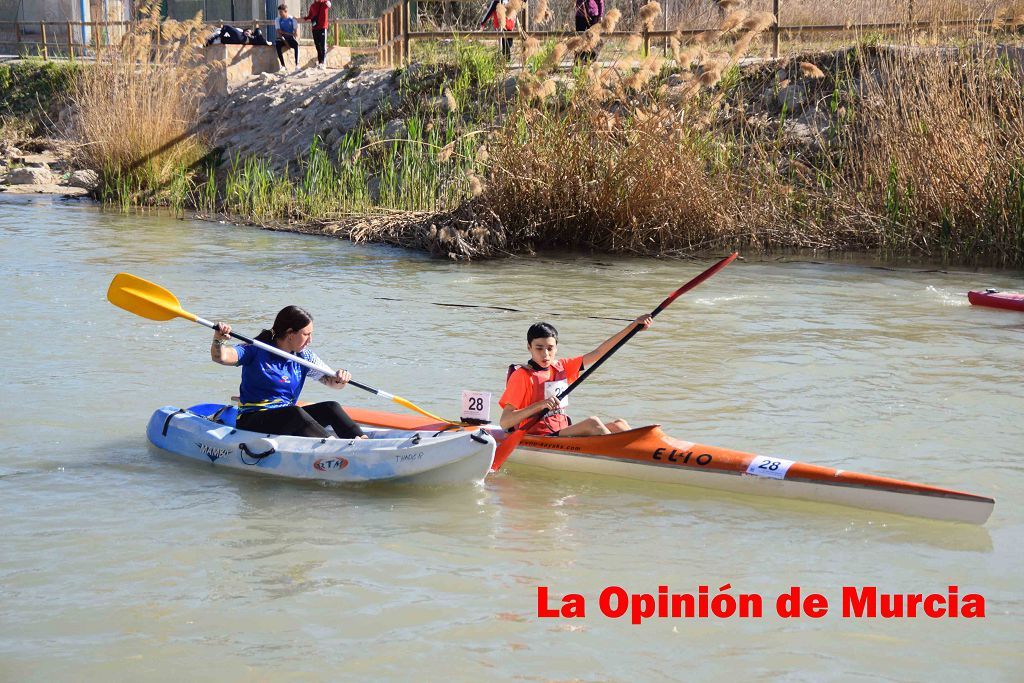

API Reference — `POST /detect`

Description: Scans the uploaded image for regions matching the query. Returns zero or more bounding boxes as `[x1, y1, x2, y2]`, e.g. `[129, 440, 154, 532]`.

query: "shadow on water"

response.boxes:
[3, 433, 996, 555]
[485, 462, 994, 553]
[80, 433, 997, 555]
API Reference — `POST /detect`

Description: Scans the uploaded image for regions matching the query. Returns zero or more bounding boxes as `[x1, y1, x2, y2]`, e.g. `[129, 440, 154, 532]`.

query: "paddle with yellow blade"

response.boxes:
[490, 252, 740, 471]
[106, 272, 462, 426]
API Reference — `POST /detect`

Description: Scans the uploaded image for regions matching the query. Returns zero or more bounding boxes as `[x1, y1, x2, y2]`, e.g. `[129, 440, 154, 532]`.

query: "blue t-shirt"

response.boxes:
[276, 17, 297, 35]
[235, 344, 329, 414]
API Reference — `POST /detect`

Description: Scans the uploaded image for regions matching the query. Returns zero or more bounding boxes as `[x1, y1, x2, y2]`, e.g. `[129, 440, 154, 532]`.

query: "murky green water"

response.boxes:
[2, 195, 1022, 681]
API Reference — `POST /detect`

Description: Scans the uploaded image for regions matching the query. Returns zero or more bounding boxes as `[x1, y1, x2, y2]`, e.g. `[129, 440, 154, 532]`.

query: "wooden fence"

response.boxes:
[0, 1, 1011, 66]
[375, 0, 1009, 67]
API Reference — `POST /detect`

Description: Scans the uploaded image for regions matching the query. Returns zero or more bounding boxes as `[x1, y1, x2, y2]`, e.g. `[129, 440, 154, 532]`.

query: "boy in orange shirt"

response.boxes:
[499, 316, 652, 436]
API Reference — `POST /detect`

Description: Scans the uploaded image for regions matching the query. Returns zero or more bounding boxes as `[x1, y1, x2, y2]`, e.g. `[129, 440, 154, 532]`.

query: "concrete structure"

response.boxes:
[163, 1, 297, 22]
[204, 42, 350, 95]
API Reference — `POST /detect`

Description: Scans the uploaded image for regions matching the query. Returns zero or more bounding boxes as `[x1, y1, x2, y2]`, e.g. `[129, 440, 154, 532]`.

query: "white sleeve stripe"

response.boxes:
[302, 350, 331, 381]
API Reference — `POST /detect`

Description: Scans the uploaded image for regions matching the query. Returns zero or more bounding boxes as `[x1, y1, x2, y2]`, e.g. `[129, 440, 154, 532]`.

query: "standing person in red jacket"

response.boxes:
[302, 0, 332, 70]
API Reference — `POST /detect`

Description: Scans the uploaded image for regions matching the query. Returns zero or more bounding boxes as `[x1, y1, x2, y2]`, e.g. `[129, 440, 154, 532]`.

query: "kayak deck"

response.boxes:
[343, 406, 994, 524]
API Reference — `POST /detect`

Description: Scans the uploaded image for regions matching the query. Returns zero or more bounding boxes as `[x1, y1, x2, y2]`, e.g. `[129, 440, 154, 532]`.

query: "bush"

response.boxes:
[0, 59, 81, 133]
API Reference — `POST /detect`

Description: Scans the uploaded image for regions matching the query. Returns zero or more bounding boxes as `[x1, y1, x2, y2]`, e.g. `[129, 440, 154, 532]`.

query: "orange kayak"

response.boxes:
[344, 406, 994, 525]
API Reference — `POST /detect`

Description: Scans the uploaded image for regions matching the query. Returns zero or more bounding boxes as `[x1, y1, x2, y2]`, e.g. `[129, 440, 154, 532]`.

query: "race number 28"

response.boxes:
[745, 456, 795, 480]
[461, 390, 492, 422]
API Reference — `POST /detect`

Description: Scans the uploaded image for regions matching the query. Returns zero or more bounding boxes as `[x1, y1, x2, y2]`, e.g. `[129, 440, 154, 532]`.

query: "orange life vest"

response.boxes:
[506, 360, 574, 435]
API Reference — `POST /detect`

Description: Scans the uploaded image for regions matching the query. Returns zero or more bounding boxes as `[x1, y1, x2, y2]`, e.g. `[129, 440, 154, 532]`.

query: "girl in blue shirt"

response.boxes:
[211, 305, 366, 439]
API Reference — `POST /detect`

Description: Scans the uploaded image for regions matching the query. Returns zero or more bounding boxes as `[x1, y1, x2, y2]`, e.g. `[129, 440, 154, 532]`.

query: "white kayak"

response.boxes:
[146, 404, 496, 485]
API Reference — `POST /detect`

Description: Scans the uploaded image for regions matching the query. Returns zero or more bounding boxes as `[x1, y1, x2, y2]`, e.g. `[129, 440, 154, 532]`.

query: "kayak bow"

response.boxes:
[968, 289, 1024, 313]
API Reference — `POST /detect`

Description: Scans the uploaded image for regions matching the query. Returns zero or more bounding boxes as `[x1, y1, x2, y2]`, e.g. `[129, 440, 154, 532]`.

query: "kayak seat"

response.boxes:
[186, 403, 238, 427]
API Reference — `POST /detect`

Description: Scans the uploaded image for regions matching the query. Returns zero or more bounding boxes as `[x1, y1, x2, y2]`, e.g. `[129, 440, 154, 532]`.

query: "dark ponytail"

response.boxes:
[255, 305, 314, 344]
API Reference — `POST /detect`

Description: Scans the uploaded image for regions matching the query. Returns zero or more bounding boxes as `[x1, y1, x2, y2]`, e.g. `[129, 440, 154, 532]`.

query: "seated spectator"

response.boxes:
[205, 24, 250, 46]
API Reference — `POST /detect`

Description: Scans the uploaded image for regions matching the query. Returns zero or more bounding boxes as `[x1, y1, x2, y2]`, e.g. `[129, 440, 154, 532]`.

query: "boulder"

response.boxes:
[69, 169, 100, 189]
[777, 84, 806, 114]
[384, 118, 407, 140]
[6, 166, 53, 185]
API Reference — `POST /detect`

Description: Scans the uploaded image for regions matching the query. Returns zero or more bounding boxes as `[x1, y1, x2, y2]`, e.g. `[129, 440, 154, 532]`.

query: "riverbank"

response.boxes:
[190, 38, 1024, 265]
[0, 60, 95, 197]
[5, 9, 1024, 266]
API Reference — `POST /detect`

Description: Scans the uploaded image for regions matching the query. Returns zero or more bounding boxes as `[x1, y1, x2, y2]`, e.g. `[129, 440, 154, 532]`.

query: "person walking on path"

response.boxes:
[480, 0, 516, 61]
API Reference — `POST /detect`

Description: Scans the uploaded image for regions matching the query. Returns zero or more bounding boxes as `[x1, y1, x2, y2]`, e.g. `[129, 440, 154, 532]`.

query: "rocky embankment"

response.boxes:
[194, 60, 519, 258]
[199, 64, 417, 172]
[0, 140, 96, 197]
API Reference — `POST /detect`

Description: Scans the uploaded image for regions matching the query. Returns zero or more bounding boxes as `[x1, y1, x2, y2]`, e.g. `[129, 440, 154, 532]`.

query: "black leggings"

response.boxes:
[312, 28, 326, 65]
[574, 14, 600, 64]
[237, 401, 365, 439]
[276, 35, 299, 66]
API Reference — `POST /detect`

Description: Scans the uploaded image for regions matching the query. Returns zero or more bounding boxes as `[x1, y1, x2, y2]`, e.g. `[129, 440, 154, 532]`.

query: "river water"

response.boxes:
[1, 195, 1022, 681]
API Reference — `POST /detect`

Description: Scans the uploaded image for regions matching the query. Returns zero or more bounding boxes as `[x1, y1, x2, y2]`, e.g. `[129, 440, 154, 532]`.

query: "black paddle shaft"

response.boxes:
[511, 253, 738, 433]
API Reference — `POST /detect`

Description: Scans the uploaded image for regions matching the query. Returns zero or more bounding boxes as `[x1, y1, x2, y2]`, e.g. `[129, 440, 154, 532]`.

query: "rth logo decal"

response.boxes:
[314, 457, 349, 471]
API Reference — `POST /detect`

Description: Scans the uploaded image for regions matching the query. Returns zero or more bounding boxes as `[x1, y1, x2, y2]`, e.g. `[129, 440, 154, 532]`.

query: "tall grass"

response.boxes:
[476, 4, 772, 255]
[71, 1, 209, 204]
[463, 2, 1024, 264]
[184, 114, 481, 222]
[831, 46, 1024, 263]
[481, 101, 725, 252]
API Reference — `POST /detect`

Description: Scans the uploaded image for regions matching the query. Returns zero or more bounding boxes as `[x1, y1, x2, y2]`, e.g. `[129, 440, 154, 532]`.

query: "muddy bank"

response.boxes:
[8, 36, 1024, 265]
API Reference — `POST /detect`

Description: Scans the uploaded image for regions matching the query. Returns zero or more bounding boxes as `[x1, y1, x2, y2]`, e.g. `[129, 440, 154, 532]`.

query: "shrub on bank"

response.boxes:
[0, 59, 81, 134]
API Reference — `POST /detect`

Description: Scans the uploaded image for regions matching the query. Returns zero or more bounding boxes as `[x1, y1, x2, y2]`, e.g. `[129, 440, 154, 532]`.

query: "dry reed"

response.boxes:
[601, 8, 623, 32]
[71, 1, 208, 195]
[637, 2, 663, 32]
[834, 47, 1024, 259]
[799, 62, 825, 78]
[524, 36, 541, 60]
[531, 0, 553, 26]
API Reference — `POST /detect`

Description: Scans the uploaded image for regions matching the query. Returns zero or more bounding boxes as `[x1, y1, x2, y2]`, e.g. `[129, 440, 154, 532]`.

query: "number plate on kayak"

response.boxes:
[461, 390, 491, 422]
[745, 456, 794, 479]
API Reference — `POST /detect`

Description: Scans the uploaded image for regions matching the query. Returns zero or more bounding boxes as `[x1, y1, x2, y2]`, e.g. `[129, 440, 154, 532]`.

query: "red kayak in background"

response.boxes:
[968, 289, 1024, 312]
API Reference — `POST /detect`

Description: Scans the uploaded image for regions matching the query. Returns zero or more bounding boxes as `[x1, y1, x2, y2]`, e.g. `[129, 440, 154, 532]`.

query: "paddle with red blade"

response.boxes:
[490, 252, 739, 471]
